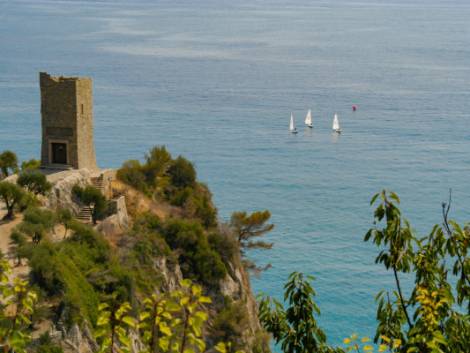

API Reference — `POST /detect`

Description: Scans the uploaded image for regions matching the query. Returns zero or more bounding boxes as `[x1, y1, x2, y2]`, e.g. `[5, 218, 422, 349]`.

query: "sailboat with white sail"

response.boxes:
[289, 113, 298, 134]
[304, 109, 313, 128]
[332, 113, 341, 133]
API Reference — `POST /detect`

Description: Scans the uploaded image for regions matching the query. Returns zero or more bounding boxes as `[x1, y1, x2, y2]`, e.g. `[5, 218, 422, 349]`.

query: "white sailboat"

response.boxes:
[332, 113, 341, 133]
[289, 113, 298, 134]
[304, 109, 313, 128]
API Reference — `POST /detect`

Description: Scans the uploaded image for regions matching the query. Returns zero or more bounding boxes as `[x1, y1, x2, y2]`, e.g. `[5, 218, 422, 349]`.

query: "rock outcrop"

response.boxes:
[96, 195, 129, 238]
[28, 168, 268, 353]
[44, 168, 93, 214]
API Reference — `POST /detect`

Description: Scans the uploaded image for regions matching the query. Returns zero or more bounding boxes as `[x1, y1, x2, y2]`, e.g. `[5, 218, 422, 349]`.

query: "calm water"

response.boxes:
[1, 0, 470, 347]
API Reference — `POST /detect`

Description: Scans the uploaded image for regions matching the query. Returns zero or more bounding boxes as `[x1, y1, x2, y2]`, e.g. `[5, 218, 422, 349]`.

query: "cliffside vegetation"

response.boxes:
[230, 210, 274, 273]
[0, 148, 272, 353]
[117, 146, 216, 228]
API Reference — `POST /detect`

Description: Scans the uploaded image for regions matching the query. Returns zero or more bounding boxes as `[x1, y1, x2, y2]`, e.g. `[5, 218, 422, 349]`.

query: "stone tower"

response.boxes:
[40, 72, 97, 170]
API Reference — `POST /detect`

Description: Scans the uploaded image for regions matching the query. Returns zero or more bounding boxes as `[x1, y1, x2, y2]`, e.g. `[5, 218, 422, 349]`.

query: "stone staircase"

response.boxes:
[91, 175, 105, 194]
[76, 206, 93, 224]
[75, 174, 109, 224]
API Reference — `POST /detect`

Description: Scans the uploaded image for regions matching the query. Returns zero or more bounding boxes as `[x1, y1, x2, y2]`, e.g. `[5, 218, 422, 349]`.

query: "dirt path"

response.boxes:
[0, 204, 23, 255]
[0, 203, 29, 278]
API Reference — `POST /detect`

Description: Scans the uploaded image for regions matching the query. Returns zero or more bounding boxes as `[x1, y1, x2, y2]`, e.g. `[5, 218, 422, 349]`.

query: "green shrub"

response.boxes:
[67, 221, 110, 264]
[36, 333, 63, 353]
[0, 150, 18, 178]
[18, 207, 56, 244]
[27, 225, 119, 326]
[168, 156, 196, 188]
[208, 230, 238, 266]
[19, 191, 39, 212]
[132, 231, 171, 264]
[21, 158, 40, 172]
[117, 147, 219, 228]
[169, 184, 217, 228]
[211, 298, 249, 350]
[143, 145, 172, 187]
[133, 212, 162, 231]
[58, 252, 101, 326]
[17, 170, 52, 195]
[10, 229, 31, 264]
[189, 184, 217, 228]
[24, 207, 56, 230]
[28, 242, 65, 295]
[121, 214, 172, 294]
[169, 186, 193, 207]
[162, 219, 227, 286]
[18, 221, 46, 244]
[0, 181, 26, 219]
[116, 159, 147, 193]
[57, 208, 73, 238]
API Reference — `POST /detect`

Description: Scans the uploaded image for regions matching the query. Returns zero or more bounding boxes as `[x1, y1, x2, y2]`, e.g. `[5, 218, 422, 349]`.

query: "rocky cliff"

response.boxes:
[31, 168, 269, 353]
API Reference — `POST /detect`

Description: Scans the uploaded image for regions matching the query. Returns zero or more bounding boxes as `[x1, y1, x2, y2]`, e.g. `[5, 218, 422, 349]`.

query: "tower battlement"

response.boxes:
[40, 72, 97, 170]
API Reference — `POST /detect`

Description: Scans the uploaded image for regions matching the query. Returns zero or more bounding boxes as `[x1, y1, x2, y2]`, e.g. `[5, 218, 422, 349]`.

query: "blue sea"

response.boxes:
[1, 0, 470, 348]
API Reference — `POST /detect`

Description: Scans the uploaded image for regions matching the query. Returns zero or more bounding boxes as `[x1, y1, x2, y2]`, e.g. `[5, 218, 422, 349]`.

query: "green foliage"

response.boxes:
[342, 334, 388, 352]
[259, 272, 329, 353]
[208, 230, 239, 266]
[24, 206, 56, 230]
[0, 150, 18, 178]
[211, 298, 249, 351]
[214, 342, 246, 353]
[28, 241, 101, 326]
[143, 146, 172, 189]
[364, 190, 470, 353]
[17, 219, 46, 244]
[73, 184, 108, 224]
[167, 156, 196, 188]
[13, 207, 57, 244]
[17, 170, 52, 195]
[117, 146, 217, 228]
[230, 210, 274, 248]
[2, 246, 243, 353]
[96, 300, 136, 353]
[67, 221, 112, 265]
[21, 158, 41, 172]
[260, 191, 469, 353]
[116, 147, 173, 196]
[117, 159, 148, 194]
[36, 333, 64, 353]
[96, 279, 216, 353]
[184, 183, 217, 228]
[0, 181, 26, 219]
[10, 229, 31, 265]
[161, 219, 227, 287]
[57, 208, 74, 238]
[125, 215, 172, 294]
[230, 210, 274, 272]
[0, 257, 38, 353]
[25, 222, 133, 327]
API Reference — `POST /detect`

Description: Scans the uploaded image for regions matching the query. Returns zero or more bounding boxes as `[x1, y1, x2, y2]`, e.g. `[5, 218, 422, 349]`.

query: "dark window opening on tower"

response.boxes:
[81, 104, 84, 114]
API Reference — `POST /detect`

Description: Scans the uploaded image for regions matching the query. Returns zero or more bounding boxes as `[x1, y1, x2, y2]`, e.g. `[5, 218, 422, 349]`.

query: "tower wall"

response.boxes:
[40, 72, 97, 170]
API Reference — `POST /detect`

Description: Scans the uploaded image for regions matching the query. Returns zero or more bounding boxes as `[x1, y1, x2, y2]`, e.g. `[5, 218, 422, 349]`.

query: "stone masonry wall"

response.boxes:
[75, 77, 97, 170]
[40, 72, 97, 170]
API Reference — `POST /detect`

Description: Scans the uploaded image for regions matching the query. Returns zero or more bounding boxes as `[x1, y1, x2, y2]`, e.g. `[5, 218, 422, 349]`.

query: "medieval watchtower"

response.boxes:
[40, 72, 97, 170]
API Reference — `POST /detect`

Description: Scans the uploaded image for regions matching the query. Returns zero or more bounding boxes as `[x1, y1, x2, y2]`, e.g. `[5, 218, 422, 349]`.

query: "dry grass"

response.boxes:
[110, 179, 181, 221]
